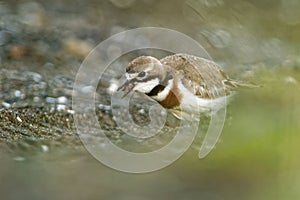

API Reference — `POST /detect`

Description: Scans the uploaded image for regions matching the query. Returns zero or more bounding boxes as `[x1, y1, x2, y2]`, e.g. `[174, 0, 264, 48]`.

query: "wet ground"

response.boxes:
[1, 0, 300, 200]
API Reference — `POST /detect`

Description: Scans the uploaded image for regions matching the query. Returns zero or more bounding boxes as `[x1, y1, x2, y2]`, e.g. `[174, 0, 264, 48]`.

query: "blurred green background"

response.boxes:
[0, 0, 300, 200]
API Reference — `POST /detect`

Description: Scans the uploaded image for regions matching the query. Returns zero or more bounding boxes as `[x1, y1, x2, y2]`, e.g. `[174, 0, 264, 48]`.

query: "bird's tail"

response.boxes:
[224, 79, 260, 89]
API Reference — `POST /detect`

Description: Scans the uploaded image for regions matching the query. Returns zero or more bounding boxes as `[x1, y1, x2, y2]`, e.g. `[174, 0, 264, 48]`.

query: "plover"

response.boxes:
[117, 53, 250, 116]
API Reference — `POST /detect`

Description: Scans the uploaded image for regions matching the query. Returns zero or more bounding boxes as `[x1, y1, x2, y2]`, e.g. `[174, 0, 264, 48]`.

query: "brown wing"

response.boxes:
[160, 54, 230, 98]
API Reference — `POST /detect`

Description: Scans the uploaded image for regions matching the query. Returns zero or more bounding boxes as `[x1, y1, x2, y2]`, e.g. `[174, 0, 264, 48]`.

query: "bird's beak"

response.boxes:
[117, 79, 136, 98]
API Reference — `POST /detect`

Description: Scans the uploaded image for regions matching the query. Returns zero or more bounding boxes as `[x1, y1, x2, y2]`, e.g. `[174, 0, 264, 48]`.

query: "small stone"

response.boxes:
[57, 96, 68, 104]
[23, 71, 42, 82]
[50, 106, 55, 112]
[57, 104, 67, 111]
[16, 116, 22, 123]
[99, 104, 111, 111]
[2, 101, 11, 108]
[46, 97, 57, 104]
[33, 96, 40, 102]
[14, 90, 25, 99]
[67, 109, 75, 114]
[14, 90, 21, 97]
[49, 75, 74, 88]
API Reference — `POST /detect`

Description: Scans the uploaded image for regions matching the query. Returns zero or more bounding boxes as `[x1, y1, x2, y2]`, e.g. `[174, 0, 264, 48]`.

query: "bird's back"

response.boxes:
[160, 54, 230, 99]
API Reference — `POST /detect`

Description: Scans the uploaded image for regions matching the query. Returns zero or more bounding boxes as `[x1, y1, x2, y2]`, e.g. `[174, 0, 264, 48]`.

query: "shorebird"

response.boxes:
[117, 53, 250, 117]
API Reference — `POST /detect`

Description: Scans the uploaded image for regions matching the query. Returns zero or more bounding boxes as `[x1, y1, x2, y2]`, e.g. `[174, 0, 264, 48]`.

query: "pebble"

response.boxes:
[57, 104, 67, 111]
[50, 75, 74, 88]
[16, 116, 23, 123]
[23, 71, 42, 82]
[57, 96, 68, 104]
[14, 90, 25, 99]
[33, 96, 40, 102]
[67, 109, 75, 115]
[50, 106, 55, 113]
[99, 104, 111, 111]
[2, 101, 11, 109]
[46, 97, 57, 104]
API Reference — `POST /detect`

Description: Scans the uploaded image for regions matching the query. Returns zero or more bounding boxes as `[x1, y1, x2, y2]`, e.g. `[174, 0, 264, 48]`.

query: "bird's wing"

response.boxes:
[160, 54, 230, 98]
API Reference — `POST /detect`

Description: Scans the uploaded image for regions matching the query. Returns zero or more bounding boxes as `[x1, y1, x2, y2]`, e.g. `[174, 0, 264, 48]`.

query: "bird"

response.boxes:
[117, 53, 253, 118]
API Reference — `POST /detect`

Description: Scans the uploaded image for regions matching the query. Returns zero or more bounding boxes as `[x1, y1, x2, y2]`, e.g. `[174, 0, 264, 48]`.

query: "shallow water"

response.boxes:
[1, 0, 300, 199]
[2, 78, 300, 200]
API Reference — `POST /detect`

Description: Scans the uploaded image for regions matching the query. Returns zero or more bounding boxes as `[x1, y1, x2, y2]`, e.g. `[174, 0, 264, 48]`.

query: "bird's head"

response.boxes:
[118, 56, 168, 97]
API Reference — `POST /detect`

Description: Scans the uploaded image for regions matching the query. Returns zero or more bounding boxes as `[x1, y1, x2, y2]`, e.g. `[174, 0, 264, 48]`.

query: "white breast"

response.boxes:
[177, 81, 230, 113]
[152, 79, 174, 101]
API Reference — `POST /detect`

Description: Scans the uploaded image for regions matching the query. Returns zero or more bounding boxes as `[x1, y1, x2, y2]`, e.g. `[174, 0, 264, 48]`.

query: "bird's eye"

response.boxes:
[138, 71, 146, 77]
